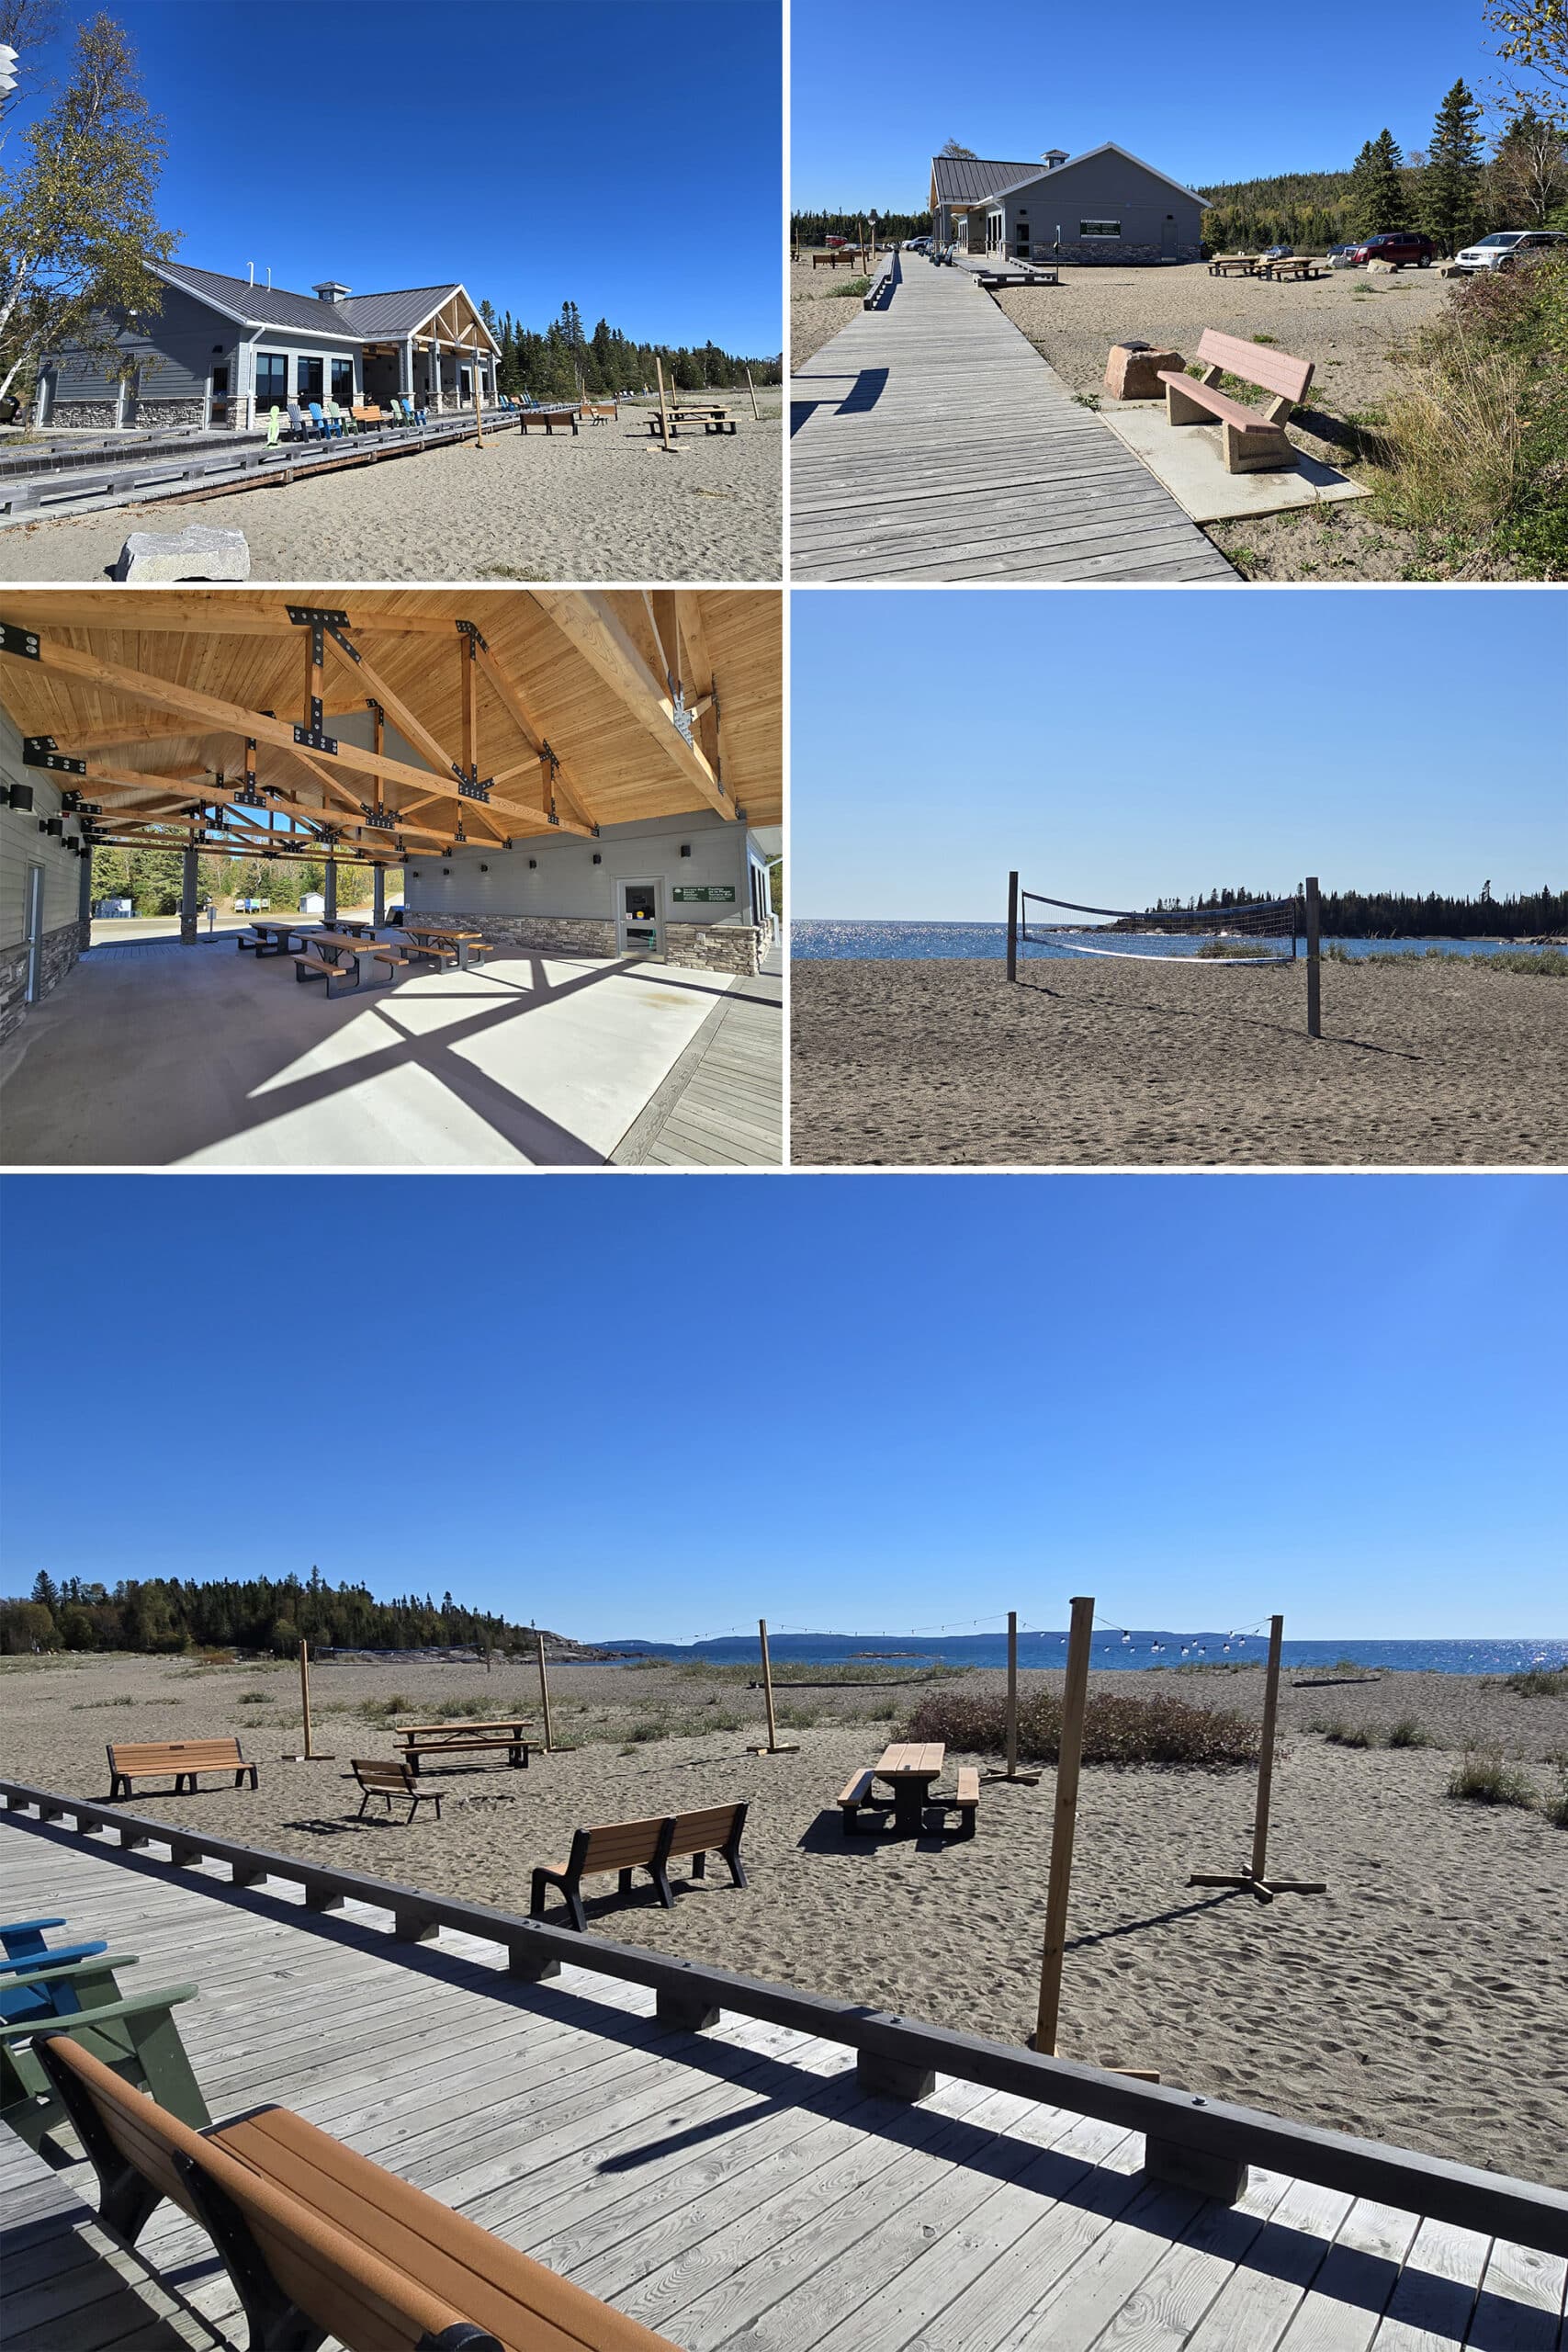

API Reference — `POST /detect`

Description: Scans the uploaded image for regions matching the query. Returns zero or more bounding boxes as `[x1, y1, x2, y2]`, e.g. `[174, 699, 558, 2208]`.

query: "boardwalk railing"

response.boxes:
[863, 251, 899, 311]
[4, 1776, 1565, 2256]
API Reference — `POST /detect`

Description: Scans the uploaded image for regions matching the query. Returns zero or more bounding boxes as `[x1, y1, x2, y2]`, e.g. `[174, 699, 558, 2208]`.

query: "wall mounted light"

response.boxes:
[40, 816, 63, 836]
[680, 843, 692, 857]
[442, 866, 450, 876]
[479, 863, 489, 873]
[6, 784, 35, 812]
[528, 857, 537, 869]
[592, 852, 602, 865]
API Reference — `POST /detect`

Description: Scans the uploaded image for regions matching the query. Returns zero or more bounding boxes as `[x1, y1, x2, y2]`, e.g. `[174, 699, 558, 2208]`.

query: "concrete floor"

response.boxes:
[0, 936, 779, 1168]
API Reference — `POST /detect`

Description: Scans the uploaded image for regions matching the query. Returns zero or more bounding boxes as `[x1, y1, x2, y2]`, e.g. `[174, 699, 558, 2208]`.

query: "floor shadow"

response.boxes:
[1065, 1888, 1249, 1953]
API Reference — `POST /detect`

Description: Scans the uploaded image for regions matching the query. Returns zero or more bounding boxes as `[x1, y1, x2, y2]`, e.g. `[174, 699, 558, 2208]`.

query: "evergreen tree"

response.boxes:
[1348, 130, 1407, 234]
[1421, 80, 1484, 252]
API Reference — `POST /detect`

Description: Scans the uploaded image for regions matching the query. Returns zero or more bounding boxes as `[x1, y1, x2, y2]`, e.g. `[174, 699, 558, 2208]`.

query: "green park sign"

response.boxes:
[672, 886, 736, 902]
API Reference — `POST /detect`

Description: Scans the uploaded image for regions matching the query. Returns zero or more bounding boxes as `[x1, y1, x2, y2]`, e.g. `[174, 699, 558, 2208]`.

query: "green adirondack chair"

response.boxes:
[0, 1951, 136, 2026]
[1, 1981, 207, 2158]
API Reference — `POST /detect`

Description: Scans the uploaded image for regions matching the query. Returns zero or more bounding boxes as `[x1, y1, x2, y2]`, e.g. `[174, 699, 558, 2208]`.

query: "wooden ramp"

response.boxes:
[790, 256, 1236, 582]
[4, 1818, 1564, 2351]
[613, 947, 784, 1168]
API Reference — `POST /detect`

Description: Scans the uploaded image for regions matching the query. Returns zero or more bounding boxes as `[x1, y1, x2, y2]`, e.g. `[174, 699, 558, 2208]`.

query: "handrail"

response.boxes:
[3, 1776, 1565, 2256]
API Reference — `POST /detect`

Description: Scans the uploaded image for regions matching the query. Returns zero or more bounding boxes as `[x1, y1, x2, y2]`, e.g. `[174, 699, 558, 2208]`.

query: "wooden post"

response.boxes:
[1305, 876, 1321, 1039]
[1007, 1610, 1019, 1779]
[656, 355, 671, 449]
[745, 367, 760, 421]
[750, 1618, 799, 1755]
[474, 356, 484, 447]
[536, 1631, 555, 1751]
[1034, 1595, 1094, 2057]
[1007, 871, 1019, 981]
[1250, 1614, 1284, 1884]
[299, 1638, 312, 1759]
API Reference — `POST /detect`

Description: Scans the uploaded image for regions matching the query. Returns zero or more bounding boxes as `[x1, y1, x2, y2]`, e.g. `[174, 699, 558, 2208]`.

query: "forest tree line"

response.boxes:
[2, 1571, 540, 1658]
[479, 300, 781, 401]
[88, 846, 403, 917]
[1141, 887, 1565, 938]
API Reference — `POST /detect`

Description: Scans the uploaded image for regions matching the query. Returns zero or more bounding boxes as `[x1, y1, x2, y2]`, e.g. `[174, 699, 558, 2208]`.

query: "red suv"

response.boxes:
[1350, 231, 1437, 267]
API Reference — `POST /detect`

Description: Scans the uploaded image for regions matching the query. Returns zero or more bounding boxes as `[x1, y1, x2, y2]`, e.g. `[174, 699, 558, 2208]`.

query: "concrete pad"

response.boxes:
[1100, 402, 1371, 523]
[0, 940, 754, 1169]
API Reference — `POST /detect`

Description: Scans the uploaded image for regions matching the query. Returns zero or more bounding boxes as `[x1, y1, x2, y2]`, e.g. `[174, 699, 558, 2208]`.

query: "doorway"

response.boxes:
[617, 878, 662, 957]
[23, 864, 45, 1003]
[117, 366, 140, 427]
[1161, 214, 1178, 260]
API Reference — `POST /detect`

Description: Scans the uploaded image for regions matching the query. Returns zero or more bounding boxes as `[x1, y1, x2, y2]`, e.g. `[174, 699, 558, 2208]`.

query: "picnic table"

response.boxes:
[328, 918, 380, 938]
[394, 1717, 536, 1774]
[403, 922, 490, 972]
[1208, 255, 1259, 277]
[308, 931, 401, 989]
[245, 919, 313, 956]
[872, 1741, 946, 1835]
[1261, 255, 1325, 280]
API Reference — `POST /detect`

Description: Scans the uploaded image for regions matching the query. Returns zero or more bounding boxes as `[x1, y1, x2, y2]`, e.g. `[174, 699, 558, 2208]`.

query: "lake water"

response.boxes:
[792, 922, 1545, 964]
[590, 1631, 1566, 1676]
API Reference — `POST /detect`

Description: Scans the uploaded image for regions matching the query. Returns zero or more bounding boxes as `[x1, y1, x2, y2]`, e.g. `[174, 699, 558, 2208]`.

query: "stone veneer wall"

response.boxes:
[1021, 242, 1202, 266]
[51, 398, 210, 430]
[0, 917, 88, 1046]
[404, 908, 766, 977]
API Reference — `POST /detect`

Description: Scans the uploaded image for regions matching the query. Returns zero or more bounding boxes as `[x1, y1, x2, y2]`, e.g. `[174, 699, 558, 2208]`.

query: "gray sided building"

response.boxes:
[37, 266, 502, 433]
[0, 695, 92, 1046]
[930, 144, 1210, 266]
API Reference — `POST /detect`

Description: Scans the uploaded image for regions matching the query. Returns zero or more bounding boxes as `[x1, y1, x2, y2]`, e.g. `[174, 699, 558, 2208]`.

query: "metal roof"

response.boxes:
[152, 264, 498, 347]
[931, 143, 1211, 211]
[931, 155, 1041, 204]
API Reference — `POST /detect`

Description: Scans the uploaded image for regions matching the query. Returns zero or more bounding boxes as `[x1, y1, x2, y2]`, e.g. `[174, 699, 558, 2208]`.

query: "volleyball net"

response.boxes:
[1016, 887, 1299, 966]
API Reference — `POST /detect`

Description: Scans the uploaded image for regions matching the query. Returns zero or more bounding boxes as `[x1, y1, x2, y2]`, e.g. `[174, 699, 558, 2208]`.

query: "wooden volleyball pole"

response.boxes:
[284, 1637, 333, 1762]
[536, 1630, 555, 1753]
[1034, 1595, 1094, 2055]
[749, 1619, 799, 1755]
[987, 1610, 1039, 1783]
[1190, 1614, 1327, 1904]
[1305, 876, 1322, 1039]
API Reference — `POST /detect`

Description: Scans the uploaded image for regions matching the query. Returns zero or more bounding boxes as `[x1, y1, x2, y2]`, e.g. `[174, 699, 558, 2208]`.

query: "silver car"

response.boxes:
[1453, 229, 1568, 273]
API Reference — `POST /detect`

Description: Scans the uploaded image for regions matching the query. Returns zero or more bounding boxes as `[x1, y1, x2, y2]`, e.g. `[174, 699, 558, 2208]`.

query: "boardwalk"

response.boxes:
[790, 255, 1235, 582]
[614, 940, 784, 1167]
[4, 1814, 1564, 2352]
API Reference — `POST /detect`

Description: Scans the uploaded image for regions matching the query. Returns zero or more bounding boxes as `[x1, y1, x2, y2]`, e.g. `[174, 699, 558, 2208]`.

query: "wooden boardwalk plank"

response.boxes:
[0, 1818, 1557, 2352]
[790, 256, 1235, 582]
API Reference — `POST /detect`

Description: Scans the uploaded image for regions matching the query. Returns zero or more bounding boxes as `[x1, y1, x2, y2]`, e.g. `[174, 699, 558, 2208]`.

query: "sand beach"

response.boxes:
[789, 955, 1568, 1165]
[0, 405, 784, 584]
[4, 1649, 1564, 2189]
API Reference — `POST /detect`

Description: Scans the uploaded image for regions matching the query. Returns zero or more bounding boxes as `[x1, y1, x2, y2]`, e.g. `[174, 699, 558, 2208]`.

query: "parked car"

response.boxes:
[823, 234, 851, 249]
[1349, 231, 1437, 267]
[1452, 228, 1568, 273]
[233, 896, 271, 912]
[1259, 243, 1293, 260]
[1326, 243, 1363, 268]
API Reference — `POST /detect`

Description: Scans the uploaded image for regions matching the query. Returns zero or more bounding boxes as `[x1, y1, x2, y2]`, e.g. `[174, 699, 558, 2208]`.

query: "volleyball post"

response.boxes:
[1006, 870, 1019, 982]
[1189, 1614, 1328, 1903]
[1305, 876, 1322, 1039]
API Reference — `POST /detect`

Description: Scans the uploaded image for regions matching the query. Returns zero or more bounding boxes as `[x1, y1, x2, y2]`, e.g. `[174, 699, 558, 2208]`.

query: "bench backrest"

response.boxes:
[575, 1817, 671, 1874]
[1195, 328, 1313, 402]
[352, 1758, 416, 1793]
[667, 1803, 745, 1859]
[39, 2030, 209, 2224]
[108, 1740, 243, 1771]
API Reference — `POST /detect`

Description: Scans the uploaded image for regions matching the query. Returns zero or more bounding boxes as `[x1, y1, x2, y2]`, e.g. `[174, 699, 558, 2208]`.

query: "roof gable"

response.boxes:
[932, 142, 1211, 211]
[149, 264, 501, 349]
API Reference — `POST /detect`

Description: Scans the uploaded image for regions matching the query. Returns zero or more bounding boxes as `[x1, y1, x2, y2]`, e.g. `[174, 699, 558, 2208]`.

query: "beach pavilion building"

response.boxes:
[0, 589, 782, 1167]
[929, 143, 1210, 266]
[34, 265, 502, 433]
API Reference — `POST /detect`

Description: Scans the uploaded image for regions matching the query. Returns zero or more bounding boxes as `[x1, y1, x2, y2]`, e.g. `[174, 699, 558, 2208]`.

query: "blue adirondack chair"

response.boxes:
[1, 1952, 134, 2025]
[1, 1917, 107, 1970]
[307, 401, 339, 439]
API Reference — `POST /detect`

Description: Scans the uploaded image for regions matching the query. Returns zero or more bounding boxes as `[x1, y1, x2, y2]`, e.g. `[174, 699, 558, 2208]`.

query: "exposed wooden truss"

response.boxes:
[528, 590, 736, 819]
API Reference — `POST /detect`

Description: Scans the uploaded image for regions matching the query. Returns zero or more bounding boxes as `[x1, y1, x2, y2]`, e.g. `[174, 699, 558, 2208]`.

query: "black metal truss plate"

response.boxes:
[324, 624, 361, 666]
[23, 734, 57, 753]
[360, 807, 395, 831]
[455, 620, 489, 651]
[286, 605, 351, 628]
[457, 776, 491, 803]
[0, 622, 40, 661]
[292, 724, 339, 753]
[231, 787, 266, 809]
[24, 743, 87, 775]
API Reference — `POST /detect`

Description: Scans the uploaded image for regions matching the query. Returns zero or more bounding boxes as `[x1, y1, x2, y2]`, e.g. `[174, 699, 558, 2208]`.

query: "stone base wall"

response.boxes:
[666, 921, 766, 977]
[51, 397, 210, 431]
[0, 917, 88, 1046]
[1022, 243, 1202, 267]
[404, 910, 617, 956]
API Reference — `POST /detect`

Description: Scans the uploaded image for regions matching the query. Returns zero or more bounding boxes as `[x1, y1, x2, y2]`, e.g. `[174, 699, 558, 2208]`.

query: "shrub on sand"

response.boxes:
[1543, 1769, 1568, 1829]
[1322, 1720, 1380, 1748]
[1387, 1717, 1436, 1748]
[1505, 1666, 1568, 1697]
[903, 1685, 1260, 1769]
[1448, 1747, 1539, 1808]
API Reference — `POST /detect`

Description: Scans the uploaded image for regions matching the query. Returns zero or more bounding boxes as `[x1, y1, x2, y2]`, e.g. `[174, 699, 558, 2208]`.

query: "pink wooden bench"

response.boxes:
[1158, 330, 1314, 474]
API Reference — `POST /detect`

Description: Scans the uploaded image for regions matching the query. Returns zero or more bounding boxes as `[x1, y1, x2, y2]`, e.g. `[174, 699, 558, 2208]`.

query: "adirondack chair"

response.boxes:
[1, 1917, 107, 1968]
[307, 401, 341, 439]
[0, 1978, 208, 2156]
[285, 401, 312, 442]
[265, 405, 285, 447]
[0, 1951, 135, 2026]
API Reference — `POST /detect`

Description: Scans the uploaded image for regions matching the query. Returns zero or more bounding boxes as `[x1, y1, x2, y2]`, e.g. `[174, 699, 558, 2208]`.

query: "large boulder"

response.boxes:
[113, 525, 250, 583]
[1104, 341, 1185, 401]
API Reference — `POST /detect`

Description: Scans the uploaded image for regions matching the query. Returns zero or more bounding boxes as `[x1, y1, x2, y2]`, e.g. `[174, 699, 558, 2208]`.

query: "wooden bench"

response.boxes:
[3, 1979, 207, 2157]
[518, 405, 579, 435]
[405, 934, 459, 969]
[531, 1803, 749, 1933]
[291, 946, 355, 997]
[1158, 329, 1314, 474]
[953, 1766, 980, 1838]
[36, 2037, 679, 2351]
[838, 1768, 878, 1832]
[351, 1758, 442, 1823]
[107, 1739, 257, 1804]
[371, 946, 413, 981]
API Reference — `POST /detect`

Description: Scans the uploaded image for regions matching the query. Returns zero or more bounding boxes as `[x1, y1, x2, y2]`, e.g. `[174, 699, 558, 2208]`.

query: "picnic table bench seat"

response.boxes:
[352, 1758, 443, 1822]
[36, 2037, 680, 2352]
[532, 1804, 749, 1932]
[107, 1738, 257, 1803]
[1159, 328, 1314, 473]
[838, 1769, 878, 1828]
[292, 946, 356, 995]
[405, 934, 460, 967]
[954, 1766, 980, 1837]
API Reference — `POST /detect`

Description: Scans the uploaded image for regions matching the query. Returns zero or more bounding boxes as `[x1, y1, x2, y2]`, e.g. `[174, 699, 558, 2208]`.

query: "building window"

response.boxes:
[296, 356, 323, 402]
[1080, 220, 1122, 238]
[254, 353, 288, 408]
[331, 356, 355, 405]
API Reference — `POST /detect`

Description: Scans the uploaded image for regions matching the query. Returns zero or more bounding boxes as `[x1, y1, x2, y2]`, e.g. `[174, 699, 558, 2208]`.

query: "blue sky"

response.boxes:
[792, 591, 1568, 921]
[2, 1175, 1562, 1641]
[16, 2, 783, 356]
[793, 0, 1503, 211]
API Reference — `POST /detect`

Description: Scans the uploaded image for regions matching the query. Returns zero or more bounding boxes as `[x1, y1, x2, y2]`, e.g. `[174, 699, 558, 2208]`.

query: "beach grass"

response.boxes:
[903, 1685, 1261, 1769]
[671, 1659, 970, 1688]
[1502, 1666, 1568, 1697]
[1448, 1747, 1539, 1808]
[1322, 945, 1567, 976]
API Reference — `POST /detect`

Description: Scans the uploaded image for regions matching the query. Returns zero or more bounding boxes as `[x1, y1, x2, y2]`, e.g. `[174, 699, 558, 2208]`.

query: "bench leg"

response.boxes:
[723, 1837, 749, 1889]
[357, 1792, 370, 1818]
[618, 1868, 634, 1900]
[650, 1862, 676, 1911]
[1164, 379, 1214, 427]
[691, 1851, 706, 1880]
[1220, 418, 1295, 473]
